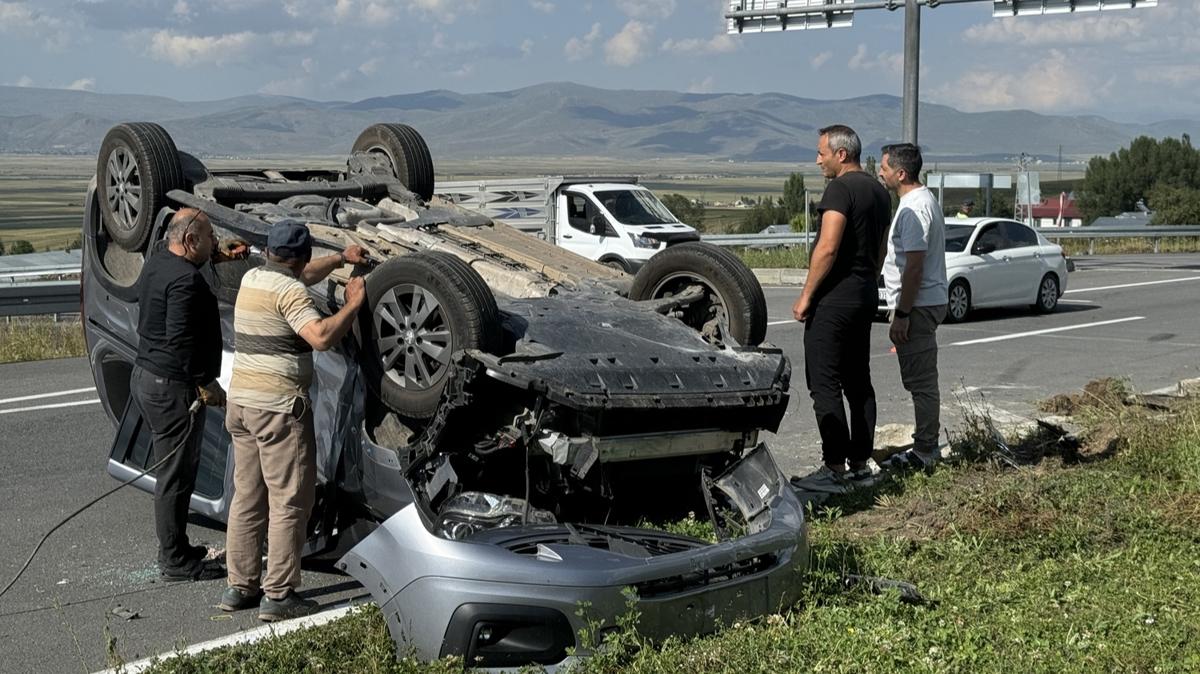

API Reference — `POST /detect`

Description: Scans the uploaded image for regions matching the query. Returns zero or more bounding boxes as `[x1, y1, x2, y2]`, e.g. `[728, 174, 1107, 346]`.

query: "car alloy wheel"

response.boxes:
[1037, 275, 1059, 313]
[947, 281, 970, 322]
[374, 283, 453, 391]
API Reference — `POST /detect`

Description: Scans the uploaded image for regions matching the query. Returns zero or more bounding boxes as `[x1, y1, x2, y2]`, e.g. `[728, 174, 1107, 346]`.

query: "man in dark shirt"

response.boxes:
[131, 207, 247, 581]
[792, 124, 891, 490]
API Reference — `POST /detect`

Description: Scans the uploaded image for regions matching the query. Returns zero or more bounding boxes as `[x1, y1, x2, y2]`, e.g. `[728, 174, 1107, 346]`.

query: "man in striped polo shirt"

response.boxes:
[218, 219, 367, 621]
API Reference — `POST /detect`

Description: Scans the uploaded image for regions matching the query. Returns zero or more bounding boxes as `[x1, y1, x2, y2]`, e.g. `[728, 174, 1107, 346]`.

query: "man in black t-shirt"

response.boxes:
[792, 124, 891, 490]
[131, 207, 247, 581]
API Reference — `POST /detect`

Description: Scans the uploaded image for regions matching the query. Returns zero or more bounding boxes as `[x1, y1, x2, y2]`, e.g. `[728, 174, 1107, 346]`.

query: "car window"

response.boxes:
[593, 189, 679, 225]
[944, 224, 974, 253]
[565, 192, 596, 234]
[974, 223, 1008, 253]
[1002, 221, 1039, 247]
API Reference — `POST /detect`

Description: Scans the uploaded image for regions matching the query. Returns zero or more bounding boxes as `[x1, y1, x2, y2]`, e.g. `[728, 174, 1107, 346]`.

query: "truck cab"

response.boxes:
[434, 177, 699, 273]
[556, 183, 699, 272]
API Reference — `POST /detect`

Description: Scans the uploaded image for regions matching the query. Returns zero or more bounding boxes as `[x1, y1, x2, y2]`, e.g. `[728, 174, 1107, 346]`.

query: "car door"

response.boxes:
[964, 222, 1016, 306]
[557, 191, 607, 261]
[1000, 221, 1046, 303]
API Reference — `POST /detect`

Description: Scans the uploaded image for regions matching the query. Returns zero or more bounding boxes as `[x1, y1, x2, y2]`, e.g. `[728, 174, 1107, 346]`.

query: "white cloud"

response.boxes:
[142, 29, 316, 67]
[605, 20, 652, 67]
[172, 0, 192, 20]
[0, 1, 69, 50]
[259, 76, 313, 97]
[616, 0, 675, 20]
[1135, 65, 1200, 87]
[564, 22, 601, 61]
[520, 38, 534, 56]
[687, 76, 715, 94]
[14, 75, 33, 87]
[810, 50, 831, 70]
[529, 0, 554, 12]
[66, 77, 95, 91]
[965, 14, 1144, 46]
[358, 57, 382, 75]
[847, 44, 902, 75]
[931, 50, 1102, 113]
[301, 56, 316, 74]
[660, 34, 737, 56]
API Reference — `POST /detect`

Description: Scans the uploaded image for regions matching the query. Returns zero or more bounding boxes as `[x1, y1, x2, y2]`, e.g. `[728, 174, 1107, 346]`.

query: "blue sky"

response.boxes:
[0, 0, 1195, 123]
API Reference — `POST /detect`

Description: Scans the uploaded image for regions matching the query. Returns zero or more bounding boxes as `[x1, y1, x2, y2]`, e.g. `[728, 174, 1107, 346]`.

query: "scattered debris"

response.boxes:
[111, 604, 140, 621]
[843, 574, 935, 606]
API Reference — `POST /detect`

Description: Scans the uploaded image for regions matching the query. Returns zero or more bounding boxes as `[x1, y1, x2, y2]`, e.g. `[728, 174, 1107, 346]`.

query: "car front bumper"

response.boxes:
[339, 443, 808, 669]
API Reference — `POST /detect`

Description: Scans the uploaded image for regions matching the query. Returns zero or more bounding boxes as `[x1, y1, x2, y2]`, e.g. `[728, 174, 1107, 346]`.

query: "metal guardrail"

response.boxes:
[0, 281, 80, 317]
[702, 226, 1200, 252]
[1, 225, 1196, 316]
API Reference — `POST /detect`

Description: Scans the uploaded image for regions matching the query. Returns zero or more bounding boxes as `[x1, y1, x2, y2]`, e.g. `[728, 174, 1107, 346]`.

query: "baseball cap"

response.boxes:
[267, 218, 313, 261]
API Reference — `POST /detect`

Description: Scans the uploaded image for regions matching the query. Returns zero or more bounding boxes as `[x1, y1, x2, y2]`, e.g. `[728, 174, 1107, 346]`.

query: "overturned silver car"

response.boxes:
[83, 122, 808, 668]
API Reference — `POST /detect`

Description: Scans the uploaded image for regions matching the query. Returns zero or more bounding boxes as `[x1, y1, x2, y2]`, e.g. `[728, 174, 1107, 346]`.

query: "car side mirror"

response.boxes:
[590, 215, 605, 236]
[974, 242, 995, 255]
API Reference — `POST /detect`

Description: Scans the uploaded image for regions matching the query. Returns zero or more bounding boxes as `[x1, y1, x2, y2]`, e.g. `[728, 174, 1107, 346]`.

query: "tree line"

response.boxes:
[1078, 134, 1200, 225]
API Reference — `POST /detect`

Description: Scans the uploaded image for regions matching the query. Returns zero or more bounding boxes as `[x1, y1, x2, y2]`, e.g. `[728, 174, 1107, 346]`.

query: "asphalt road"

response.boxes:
[2, 252, 1199, 672]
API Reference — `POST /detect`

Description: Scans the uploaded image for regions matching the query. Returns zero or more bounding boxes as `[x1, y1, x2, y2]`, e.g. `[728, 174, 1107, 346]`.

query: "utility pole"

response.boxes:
[902, 0, 920, 143]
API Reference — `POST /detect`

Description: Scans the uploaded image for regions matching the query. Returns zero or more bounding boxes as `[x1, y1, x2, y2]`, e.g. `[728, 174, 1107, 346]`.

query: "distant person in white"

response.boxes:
[878, 143, 948, 470]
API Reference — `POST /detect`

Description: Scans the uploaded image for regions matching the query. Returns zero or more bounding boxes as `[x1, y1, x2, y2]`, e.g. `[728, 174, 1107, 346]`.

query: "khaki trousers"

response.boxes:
[224, 399, 316, 600]
[890, 304, 947, 454]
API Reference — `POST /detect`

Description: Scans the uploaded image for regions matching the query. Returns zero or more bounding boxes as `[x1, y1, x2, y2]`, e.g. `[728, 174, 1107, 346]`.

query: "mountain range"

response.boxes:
[0, 82, 1194, 162]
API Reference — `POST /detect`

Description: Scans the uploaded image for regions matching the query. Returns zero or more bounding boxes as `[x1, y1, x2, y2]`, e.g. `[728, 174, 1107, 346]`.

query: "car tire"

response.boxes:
[96, 123, 186, 252]
[1033, 273, 1059, 314]
[946, 279, 971, 323]
[350, 123, 435, 201]
[629, 241, 767, 346]
[599, 256, 631, 274]
[359, 251, 501, 419]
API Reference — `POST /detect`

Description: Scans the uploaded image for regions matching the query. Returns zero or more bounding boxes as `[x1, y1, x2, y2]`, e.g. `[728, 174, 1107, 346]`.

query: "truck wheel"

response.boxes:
[360, 252, 500, 418]
[629, 242, 767, 346]
[350, 123, 435, 201]
[96, 123, 186, 252]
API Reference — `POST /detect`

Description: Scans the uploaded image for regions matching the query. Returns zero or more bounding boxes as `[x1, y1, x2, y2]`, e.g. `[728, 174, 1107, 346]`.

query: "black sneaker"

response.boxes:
[160, 560, 226, 583]
[218, 586, 263, 612]
[257, 591, 318, 622]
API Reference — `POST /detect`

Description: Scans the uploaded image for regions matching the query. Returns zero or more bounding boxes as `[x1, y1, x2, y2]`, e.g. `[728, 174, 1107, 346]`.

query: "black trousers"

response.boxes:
[131, 365, 204, 574]
[804, 300, 877, 467]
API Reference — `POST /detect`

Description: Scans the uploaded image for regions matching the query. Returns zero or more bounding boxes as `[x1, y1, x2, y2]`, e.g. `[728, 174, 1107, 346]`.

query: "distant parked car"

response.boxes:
[879, 217, 1069, 323]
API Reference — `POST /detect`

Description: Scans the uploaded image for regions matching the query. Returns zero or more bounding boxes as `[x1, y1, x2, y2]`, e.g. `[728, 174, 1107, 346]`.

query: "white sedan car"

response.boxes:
[879, 217, 1070, 323]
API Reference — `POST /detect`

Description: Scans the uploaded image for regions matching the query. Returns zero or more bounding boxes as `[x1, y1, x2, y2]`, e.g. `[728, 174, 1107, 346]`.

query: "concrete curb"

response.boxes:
[92, 603, 368, 674]
[752, 268, 808, 286]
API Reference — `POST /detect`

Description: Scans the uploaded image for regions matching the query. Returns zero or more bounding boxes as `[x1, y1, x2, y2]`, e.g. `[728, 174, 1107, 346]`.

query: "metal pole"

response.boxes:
[902, 0, 920, 143]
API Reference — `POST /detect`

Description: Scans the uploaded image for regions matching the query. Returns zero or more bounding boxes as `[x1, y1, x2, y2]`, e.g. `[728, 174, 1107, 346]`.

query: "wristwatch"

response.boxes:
[338, 251, 347, 264]
[894, 307, 911, 319]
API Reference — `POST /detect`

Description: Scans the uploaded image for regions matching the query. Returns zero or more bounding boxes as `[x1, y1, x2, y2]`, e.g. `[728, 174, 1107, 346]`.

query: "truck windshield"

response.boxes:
[594, 189, 680, 225]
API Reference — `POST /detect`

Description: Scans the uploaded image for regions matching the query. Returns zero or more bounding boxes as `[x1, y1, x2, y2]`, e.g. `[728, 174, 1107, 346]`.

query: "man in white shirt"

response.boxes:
[878, 143, 948, 470]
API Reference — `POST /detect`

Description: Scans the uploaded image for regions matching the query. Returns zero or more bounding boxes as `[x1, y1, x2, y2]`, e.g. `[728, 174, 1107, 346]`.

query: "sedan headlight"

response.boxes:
[631, 234, 661, 250]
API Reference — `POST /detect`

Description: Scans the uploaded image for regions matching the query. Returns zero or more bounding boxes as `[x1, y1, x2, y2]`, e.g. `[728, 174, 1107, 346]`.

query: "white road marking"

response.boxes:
[0, 399, 101, 415]
[1065, 276, 1200, 294]
[0, 386, 96, 406]
[949, 316, 1146, 347]
[1057, 299, 1094, 304]
[768, 319, 797, 326]
[92, 604, 365, 674]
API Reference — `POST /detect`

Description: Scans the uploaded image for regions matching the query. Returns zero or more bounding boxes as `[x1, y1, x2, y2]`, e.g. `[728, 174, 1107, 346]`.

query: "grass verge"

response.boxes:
[1056, 236, 1200, 256]
[732, 246, 809, 269]
[135, 387, 1200, 674]
[0, 317, 86, 364]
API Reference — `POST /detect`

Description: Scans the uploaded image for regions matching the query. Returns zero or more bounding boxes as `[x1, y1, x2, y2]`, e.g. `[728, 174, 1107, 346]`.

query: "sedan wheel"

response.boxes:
[1034, 274, 1059, 313]
[946, 280, 970, 323]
